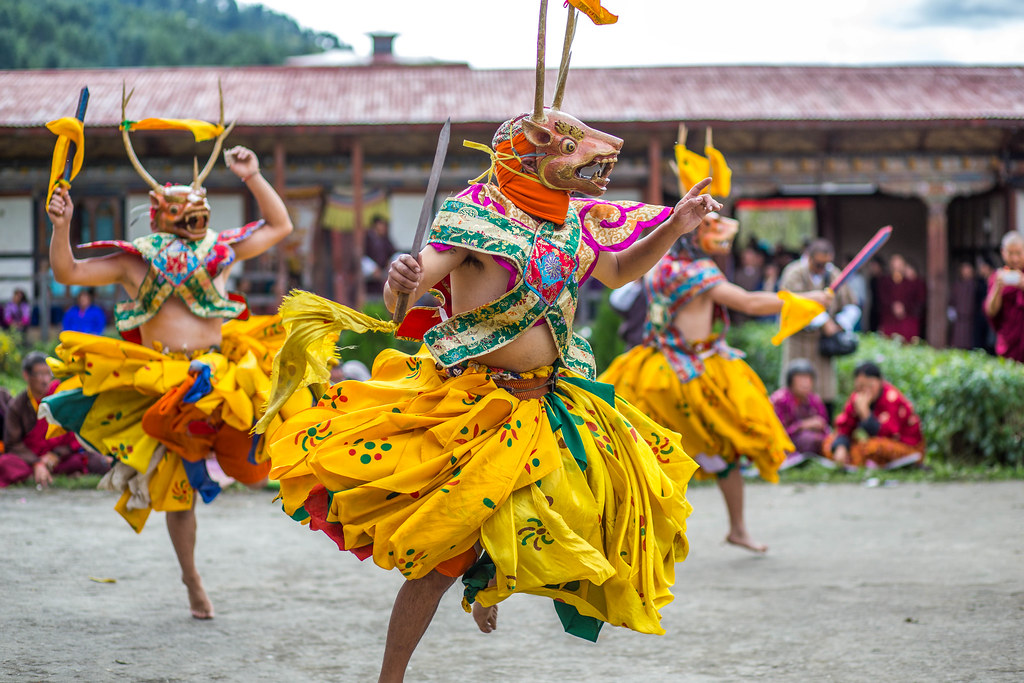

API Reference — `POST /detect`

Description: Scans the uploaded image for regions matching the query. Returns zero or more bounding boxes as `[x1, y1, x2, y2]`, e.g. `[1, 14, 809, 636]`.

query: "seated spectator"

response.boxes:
[822, 361, 925, 470]
[61, 288, 106, 335]
[770, 358, 831, 461]
[0, 352, 111, 488]
[2, 288, 32, 332]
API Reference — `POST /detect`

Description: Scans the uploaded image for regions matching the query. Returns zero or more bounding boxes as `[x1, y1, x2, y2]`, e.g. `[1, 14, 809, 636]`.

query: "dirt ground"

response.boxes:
[1, 480, 1022, 682]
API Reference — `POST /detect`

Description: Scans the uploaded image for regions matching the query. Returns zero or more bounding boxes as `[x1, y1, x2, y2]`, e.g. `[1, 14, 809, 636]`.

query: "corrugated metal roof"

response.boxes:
[2, 64, 1023, 128]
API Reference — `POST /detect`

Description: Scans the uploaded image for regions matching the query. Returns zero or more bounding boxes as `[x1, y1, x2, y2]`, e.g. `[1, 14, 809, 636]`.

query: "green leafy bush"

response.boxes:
[0, 329, 23, 376]
[585, 294, 626, 375]
[336, 300, 420, 371]
[725, 322, 1024, 466]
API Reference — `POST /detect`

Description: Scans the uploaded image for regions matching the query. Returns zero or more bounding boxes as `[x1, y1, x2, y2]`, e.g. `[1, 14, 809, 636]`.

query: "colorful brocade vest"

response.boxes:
[643, 253, 744, 383]
[421, 184, 672, 380]
[81, 221, 263, 332]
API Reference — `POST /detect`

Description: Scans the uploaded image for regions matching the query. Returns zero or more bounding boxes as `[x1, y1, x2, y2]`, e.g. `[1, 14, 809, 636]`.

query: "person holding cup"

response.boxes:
[984, 231, 1024, 363]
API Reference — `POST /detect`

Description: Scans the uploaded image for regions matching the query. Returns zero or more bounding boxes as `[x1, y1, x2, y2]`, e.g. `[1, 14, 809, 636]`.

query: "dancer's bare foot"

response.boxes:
[183, 574, 214, 619]
[472, 602, 498, 633]
[725, 531, 767, 554]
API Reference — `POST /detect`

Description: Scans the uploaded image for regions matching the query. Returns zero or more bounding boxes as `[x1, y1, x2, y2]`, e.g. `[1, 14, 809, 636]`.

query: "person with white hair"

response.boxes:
[984, 231, 1024, 363]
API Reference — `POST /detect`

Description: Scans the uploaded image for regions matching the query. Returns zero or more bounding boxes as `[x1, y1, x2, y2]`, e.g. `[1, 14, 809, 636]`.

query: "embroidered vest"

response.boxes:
[643, 254, 743, 383]
[425, 192, 596, 378]
[80, 221, 262, 332]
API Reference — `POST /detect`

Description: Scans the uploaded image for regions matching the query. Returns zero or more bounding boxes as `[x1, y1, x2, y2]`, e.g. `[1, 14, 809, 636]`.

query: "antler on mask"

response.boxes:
[193, 80, 236, 190]
[533, 0, 548, 123]
[552, 6, 577, 111]
[121, 83, 162, 193]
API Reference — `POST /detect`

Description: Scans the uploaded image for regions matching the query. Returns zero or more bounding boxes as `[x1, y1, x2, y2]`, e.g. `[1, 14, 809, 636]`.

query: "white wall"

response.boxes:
[0, 196, 35, 301]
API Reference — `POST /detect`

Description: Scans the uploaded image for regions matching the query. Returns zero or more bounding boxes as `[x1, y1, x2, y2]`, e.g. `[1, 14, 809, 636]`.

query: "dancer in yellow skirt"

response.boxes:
[261, 9, 717, 676]
[40, 88, 298, 619]
[601, 214, 832, 552]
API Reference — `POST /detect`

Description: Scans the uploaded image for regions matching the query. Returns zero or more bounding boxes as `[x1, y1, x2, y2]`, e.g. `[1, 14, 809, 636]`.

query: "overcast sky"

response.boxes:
[244, 0, 1024, 69]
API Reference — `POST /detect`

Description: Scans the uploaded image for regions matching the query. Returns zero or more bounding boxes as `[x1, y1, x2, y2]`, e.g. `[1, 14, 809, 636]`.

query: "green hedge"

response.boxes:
[336, 300, 421, 370]
[726, 322, 1024, 466]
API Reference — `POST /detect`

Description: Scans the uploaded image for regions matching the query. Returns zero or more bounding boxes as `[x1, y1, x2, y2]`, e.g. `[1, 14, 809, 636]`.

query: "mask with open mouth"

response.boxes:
[696, 213, 739, 255]
[149, 185, 211, 240]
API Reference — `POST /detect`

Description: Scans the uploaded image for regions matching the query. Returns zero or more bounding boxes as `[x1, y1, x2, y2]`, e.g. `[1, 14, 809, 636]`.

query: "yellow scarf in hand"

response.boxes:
[46, 117, 85, 205]
[255, 291, 398, 434]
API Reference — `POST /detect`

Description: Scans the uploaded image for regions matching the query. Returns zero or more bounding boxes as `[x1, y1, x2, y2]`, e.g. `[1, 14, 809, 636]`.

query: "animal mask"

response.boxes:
[696, 213, 739, 255]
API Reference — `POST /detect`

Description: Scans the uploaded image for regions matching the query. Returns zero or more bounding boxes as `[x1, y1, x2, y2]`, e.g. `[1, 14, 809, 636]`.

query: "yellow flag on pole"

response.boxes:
[565, 0, 618, 24]
[125, 118, 225, 142]
[705, 145, 732, 198]
[46, 117, 85, 205]
[674, 144, 709, 195]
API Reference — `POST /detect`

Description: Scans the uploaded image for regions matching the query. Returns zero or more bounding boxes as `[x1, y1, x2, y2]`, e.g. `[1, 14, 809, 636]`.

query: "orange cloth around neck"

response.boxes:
[494, 133, 570, 224]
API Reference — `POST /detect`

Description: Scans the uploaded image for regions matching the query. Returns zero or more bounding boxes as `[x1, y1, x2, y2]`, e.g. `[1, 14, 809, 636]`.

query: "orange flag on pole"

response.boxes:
[565, 0, 618, 24]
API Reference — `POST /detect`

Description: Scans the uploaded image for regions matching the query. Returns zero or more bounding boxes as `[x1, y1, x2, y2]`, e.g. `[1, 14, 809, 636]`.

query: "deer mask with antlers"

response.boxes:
[121, 83, 235, 241]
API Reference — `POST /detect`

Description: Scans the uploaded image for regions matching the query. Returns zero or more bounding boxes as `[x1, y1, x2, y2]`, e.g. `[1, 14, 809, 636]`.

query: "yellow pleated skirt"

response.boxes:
[267, 346, 698, 639]
[40, 316, 311, 531]
[599, 345, 792, 482]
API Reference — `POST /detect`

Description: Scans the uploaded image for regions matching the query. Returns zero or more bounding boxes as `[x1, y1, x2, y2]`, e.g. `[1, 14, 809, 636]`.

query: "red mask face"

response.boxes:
[150, 185, 210, 240]
[519, 110, 623, 197]
[697, 214, 739, 255]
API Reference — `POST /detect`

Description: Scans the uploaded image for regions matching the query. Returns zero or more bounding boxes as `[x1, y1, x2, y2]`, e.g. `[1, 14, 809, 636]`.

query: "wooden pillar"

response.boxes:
[646, 137, 662, 205]
[925, 197, 950, 347]
[272, 141, 288, 304]
[352, 138, 365, 310]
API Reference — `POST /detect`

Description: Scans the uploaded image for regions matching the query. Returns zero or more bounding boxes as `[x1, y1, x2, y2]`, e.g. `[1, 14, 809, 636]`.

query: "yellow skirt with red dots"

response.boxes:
[39, 317, 312, 532]
[599, 345, 791, 482]
[266, 346, 698, 640]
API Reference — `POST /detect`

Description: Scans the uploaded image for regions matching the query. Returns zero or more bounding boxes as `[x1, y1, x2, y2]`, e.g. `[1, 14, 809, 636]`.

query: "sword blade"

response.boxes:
[410, 118, 451, 256]
[393, 118, 451, 322]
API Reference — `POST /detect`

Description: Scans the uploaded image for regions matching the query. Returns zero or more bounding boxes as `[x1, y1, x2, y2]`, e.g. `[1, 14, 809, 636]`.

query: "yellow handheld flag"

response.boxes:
[771, 291, 827, 346]
[46, 117, 85, 205]
[565, 0, 618, 24]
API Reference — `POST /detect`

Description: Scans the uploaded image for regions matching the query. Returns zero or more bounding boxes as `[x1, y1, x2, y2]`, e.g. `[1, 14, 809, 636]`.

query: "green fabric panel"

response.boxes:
[460, 551, 496, 605]
[544, 393, 588, 472]
[560, 374, 616, 408]
[39, 388, 96, 435]
[286, 504, 310, 522]
[553, 600, 603, 642]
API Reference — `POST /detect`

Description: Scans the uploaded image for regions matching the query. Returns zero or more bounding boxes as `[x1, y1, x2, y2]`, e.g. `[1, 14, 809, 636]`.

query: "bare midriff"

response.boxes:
[121, 255, 231, 354]
[446, 250, 560, 372]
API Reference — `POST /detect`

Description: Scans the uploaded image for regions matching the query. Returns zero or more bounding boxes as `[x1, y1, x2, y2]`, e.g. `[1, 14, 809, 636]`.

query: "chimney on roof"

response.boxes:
[369, 32, 398, 65]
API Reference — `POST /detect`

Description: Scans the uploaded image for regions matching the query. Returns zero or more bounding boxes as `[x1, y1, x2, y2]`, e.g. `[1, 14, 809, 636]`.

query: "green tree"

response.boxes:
[1, 0, 348, 68]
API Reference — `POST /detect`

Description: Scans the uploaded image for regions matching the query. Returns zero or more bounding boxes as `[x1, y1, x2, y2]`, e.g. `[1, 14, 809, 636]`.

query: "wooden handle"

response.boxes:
[392, 292, 411, 324]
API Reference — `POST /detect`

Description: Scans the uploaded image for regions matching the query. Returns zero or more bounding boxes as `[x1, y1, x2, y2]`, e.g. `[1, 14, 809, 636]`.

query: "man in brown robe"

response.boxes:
[778, 239, 860, 414]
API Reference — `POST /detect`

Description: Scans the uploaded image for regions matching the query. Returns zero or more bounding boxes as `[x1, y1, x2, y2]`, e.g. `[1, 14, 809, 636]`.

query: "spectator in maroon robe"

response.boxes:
[948, 261, 977, 349]
[877, 254, 925, 341]
[770, 358, 831, 458]
[984, 232, 1024, 363]
[0, 352, 111, 487]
